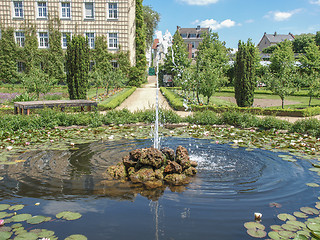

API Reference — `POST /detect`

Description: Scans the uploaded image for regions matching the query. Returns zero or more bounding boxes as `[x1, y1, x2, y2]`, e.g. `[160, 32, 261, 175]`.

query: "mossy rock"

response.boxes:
[164, 174, 190, 186]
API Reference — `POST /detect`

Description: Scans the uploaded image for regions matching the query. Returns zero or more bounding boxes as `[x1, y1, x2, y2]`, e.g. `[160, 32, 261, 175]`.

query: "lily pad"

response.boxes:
[64, 234, 88, 240]
[0, 231, 12, 240]
[282, 223, 300, 231]
[0, 212, 13, 219]
[307, 222, 320, 231]
[268, 231, 282, 240]
[37, 230, 55, 238]
[244, 222, 265, 230]
[0, 204, 10, 211]
[278, 230, 296, 238]
[306, 183, 320, 187]
[247, 229, 267, 238]
[56, 211, 82, 221]
[287, 220, 306, 229]
[294, 212, 308, 218]
[14, 232, 38, 240]
[278, 213, 296, 221]
[270, 225, 283, 231]
[301, 207, 319, 215]
[8, 204, 24, 211]
[26, 215, 46, 224]
[11, 213, 32, 222]
[11, 223, 23, 228]
[293, 234, 309, 240]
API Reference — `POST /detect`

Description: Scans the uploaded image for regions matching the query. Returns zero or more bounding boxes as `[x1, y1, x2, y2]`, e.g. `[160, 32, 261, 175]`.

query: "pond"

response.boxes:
[0, 138, 319, 239]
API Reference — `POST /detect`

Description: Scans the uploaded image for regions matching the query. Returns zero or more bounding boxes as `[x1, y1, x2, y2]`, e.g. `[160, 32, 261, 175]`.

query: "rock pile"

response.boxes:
[104, 146, 197, 188]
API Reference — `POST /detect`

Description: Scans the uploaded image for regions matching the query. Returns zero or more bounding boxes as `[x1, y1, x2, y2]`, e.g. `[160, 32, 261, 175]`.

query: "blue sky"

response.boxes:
[143, 0, 320, 49]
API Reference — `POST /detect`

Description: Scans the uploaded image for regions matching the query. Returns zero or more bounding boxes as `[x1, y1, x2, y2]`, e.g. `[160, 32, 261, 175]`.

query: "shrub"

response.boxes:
[160, 87, 184, 110]
[220, 111, 260, 128]
[291, 118, 320, 137]
[258, 116, 291, 130]
[12, 92, 36, 102]
[186, 111, 219, 125]
[98, 87, 136, 110]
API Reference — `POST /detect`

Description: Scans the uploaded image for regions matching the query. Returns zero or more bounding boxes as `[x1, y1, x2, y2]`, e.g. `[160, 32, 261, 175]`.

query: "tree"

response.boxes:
[292, 34, 315, 53]
[22, 24, 39, 73]
[196, 31, 229, 104]
[66, 35, 90, 100]
[234, 39, 260, 107]
[143, 5, 160, 48]
[0, 28, 18, 84]
[130, 0, 147, 86]
[300, 40, 320, 106]
[316, 31, 320, 47]
[163, 30, 190, 86]
[266, 40, 297, 108]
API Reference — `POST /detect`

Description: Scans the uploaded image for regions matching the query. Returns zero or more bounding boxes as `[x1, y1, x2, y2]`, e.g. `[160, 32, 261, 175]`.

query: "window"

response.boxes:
[180, 33, 187, 38]
[189, 33, 196, 38]
[61, 2, 71, 19]
[17, 62, 25, 73]
[62, 32, 71, 48]
[84, 2, 94, 19]
[108, 3, 118, 19]
[86, 33, 95, 49]
[191, 53, 195, 58]
[37, 2, 47, 18]
[111, 61, 118, 68]
[108, 33, 118, 49]
[38, 32, 49, 48]
[15, 31, 25, 47]
[13, 1, 24, 18]
[191, 42, 195, 49]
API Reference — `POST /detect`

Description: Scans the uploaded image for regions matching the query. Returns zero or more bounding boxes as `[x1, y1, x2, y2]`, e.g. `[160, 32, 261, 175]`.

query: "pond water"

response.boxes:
[0, 138, 318, 239]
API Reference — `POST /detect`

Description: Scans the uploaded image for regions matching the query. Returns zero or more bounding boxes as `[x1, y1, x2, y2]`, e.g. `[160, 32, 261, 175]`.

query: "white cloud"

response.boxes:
[178, 0, 219, 6]
[310, 0, 320, 5]
[265, 9, 302, 21]
[193, 19, 237, 30]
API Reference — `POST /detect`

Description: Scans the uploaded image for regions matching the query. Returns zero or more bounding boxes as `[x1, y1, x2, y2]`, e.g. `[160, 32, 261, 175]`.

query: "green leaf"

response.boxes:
[282, 223, 300, 231]
[270, 225, 283, 231]
[56, 211, 82, 221]
[307, 183, 320, 187]
[14, 232, 38, 240]
[301, 207, 319, 215]
[0, 231, 12, 240]
[11, 213, 32, 222]
[0, 205, 10, 211]
[247, 229, 267, 238]
[8, 205, 24, 211]
[26, 215, 46, 224]
[294, 212, 308, 218]
[278, 213, 296, 221]
[293, 234, 309, 240]
[268, 231, 282, 240]
[278, 230, 296, 238]
[64, 234, 88, 240]
[244, 222, 265, 230]
[308, 222, 320, 232]
[0, 212, 13, 219]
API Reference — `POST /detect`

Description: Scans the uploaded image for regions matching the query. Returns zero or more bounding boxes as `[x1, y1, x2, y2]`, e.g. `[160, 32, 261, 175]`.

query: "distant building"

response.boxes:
[177, 25, 209, 59]
[257, 32, 295, 52]
[151, 30, 172, 65]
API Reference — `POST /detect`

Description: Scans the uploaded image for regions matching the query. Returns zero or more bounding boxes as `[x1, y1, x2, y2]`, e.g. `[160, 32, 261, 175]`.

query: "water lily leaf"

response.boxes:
[244, 222, 265, 230]
[11, 223, 23, 228]
[56, 211, 82, 221]
[296, 231, 310, 237]
[8, 204, 24, 211]
[293, 234, 309, 240]
[294, 212, 308, 218]
[301, 207, 319, 215]
[37, 230, 55, 238]
[306, 183, 320, 187]
[308, 222, 320, 231]
[287, 221, 306, 229]
[64, 234, 88, 240]
[0, 204, 10, 211]
[282, 223, 300, 231]
[278, 230, 295, 238]
[14, 232, 38, 240]
[26, 215, 46, 224]
[0, 212, 13, 219]
[278, 213, 296, 221]
[0, 227, 12, 232]
[0, 231, 12, 240]
[247, 229, 267, 238]
[270, 225, 283, 231]
[11, 213, 32, 222]
[268, 231, 282, 240]
[309, 168, 320, 172]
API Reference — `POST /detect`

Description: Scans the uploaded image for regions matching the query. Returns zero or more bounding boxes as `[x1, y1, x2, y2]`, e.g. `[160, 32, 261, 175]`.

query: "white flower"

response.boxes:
[6, 146, 13, 151]
[108, 135, 114, 140]
[254, 212, 262, 221]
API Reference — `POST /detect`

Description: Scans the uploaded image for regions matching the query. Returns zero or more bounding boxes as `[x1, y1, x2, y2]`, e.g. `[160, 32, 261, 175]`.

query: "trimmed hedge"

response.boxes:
[161, 87, 320, 117]
[98, 87, 136, 110]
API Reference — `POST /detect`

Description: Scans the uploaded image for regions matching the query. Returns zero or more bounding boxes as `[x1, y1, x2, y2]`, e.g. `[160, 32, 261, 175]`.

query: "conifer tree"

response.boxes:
[66, 35, 89, 100]
[234, 39, 260, 107]
[0, 28, 18, 84]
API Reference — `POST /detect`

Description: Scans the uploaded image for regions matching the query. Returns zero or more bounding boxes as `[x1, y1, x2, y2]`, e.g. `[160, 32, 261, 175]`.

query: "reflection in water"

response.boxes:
[0, 138, 318, 239]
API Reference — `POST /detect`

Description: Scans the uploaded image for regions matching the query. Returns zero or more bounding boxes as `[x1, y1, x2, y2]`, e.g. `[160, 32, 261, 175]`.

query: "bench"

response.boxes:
[14, 100, 98, 115]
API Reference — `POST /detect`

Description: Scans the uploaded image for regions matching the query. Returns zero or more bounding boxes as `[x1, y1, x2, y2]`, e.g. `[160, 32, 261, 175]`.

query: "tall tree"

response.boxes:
[22, 24, 39, 73]
[163, 29, 190, 86]
[234, 39, 260, 107]
[266, 40, 297, 108]
[316, 31, 320, 47]
[130, 0, 147, 86]
[66, 35, 89, 100]
[0, 28, 17, 84]
[196, 31, 229, 104]
[292, 34, 315, 53]
[142, 5, 160, 48]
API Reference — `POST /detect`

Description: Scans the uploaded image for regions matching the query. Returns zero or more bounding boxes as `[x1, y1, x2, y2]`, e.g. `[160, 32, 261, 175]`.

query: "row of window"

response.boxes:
[180, 33, 202, 39]
[13, 1, 118, 20]
[13, 31, 118, 49]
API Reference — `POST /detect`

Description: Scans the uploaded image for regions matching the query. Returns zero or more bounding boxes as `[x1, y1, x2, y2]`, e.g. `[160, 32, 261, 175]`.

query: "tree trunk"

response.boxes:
[309, 95, 312, 107]
[96, 87, 99, 102]
[281, 97, 284, 109]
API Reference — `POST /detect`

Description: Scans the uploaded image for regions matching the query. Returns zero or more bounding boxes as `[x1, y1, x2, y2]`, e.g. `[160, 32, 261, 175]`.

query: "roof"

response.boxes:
[152, 39, 159, 49]
[264, 32, 295, 44]
[177, 26, 209, 38]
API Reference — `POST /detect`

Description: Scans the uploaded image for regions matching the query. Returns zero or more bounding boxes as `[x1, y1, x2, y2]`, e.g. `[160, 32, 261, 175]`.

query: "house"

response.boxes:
[0, 0, 136, 66]
[151, 30, 172, 65]
[257, 32, 295, 52]
[177, 25, 209, 59]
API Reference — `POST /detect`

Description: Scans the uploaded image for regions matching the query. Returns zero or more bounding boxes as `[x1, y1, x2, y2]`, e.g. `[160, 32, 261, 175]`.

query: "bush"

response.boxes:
[160, 87, 184, 110]
[220, 111, 260, 128]
[186, 111, 219, 125]
[258, 116, 291, 130]
[291, 118, 320, 137]
[12, 92, 36, 102]
[98, 87, 136, 110]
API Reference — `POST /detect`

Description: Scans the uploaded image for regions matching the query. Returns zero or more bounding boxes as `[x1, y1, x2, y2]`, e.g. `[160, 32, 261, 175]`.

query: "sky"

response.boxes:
[143, 0, 320, 49]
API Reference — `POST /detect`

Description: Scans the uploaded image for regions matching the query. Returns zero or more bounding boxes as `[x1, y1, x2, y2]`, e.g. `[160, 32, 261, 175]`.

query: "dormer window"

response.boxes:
[189, 33, 196, 38]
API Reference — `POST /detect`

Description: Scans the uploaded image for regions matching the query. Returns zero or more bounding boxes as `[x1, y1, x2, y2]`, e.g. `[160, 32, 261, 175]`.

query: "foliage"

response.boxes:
[262, 45, 278, 54]
[160, 87, 184, 110]
[21, 23, 39, 73]
[163, 30, 190, 85]
[21, 67, 57, 99]
[132, 0, 147, 86]
[292, 33, 316, 53]
[0, 28, 18, 84]
[316, 31, 320, 47]
[196, 31, 229, 104]
[12, 92, 36, 102]
[66, 35, 89, 100]
[142, 5, 160, 48]
[98, 87, 136, 110]
[300, 40, 320, 74]
[265, 40, 298, 108]
[234, 39, 260, 107]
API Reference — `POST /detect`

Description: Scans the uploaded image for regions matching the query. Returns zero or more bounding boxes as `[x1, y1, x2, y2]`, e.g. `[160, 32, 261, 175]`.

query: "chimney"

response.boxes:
[196, 25, 201, 30]
[177, 26, 181, 30]
[274, 32, 277, 36]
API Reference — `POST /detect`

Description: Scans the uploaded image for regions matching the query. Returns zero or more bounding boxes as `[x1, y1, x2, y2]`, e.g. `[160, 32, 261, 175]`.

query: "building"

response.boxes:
[0, 0, 136, 65]
[151, 30, 172, 66]
[177, 25, 209, 59]
[257, 32, 295, 52]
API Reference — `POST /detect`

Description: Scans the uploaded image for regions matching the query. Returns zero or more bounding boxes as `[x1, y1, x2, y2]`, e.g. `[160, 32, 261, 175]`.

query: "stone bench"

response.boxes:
[14, 100, 98, 115]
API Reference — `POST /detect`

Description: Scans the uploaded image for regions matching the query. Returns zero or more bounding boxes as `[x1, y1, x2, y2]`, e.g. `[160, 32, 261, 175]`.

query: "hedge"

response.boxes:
[98, 87, 136, 110]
